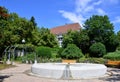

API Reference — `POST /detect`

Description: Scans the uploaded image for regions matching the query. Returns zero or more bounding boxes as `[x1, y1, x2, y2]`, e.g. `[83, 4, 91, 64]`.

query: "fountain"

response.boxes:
[31, 62, 107, 79]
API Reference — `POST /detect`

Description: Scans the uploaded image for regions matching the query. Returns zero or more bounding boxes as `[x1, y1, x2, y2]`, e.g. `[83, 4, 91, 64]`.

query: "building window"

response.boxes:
[58, 37, 63, 41]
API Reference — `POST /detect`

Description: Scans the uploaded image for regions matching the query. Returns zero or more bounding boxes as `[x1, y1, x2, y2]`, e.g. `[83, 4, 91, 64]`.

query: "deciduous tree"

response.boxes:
[84, 15, 118, 52]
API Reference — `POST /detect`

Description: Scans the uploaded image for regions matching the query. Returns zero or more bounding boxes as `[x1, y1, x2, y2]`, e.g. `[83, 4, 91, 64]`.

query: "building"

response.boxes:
[50, 23, 81, 47]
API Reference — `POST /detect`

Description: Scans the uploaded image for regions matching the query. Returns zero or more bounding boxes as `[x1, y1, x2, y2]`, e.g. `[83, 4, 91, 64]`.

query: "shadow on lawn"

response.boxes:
[0, 75, 10, 82]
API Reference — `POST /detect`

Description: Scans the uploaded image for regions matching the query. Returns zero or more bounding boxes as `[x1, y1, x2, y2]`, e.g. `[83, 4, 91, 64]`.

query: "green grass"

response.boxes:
[0, 64, 15, 70]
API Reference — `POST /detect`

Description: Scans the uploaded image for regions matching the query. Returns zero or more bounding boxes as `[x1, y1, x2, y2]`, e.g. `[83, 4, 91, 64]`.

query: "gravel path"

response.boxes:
[0, 63, 120, 82]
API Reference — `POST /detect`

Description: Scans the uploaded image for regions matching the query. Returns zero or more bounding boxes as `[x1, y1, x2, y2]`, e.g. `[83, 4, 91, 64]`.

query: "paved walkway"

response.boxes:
[0, 63, 120, 82]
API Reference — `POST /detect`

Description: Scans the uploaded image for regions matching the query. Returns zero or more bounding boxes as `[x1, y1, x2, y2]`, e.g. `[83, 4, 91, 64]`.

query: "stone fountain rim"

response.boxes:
[30, 63, 110, 79]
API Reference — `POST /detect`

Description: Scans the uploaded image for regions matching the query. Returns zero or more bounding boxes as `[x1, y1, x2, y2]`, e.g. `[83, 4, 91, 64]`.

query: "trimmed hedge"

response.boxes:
[36, 46, 52, 58]
[89, 42, 106, 57]
[104, 51, 120, 60]
[60, 44, 84, 59]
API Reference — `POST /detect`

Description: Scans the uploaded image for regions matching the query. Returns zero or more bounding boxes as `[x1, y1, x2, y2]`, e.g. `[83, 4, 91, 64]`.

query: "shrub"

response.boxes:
[60, 44, 84, 59]
[103, 51, 120, 60]
[37, 57, 62, 63]
[57, 48, 64, 57]
[20, 54, 35, 63]
[21, 55, 27, 63]
[89, 42, 106, 57]
[15, 56, 22, 61]
[36, 46, 52, 58]
[26, 53, 35, 62]
[51, 47, 60, 58]
[116, 46, 120, 51]
[49, 58, 62, 62]
[51, 47, 60, 53]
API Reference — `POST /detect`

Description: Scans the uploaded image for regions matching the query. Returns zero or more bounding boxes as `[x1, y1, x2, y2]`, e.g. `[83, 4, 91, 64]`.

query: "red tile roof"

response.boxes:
[50, 23, 81, 35]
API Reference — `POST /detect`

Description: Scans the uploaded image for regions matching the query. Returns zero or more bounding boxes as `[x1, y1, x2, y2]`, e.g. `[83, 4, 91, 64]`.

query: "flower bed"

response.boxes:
[106, 60, 120, 67]
[62, 59, 76, 63]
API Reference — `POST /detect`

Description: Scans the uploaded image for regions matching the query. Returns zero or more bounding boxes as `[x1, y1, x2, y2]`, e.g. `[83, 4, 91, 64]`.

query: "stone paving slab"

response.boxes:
[0, 63, 120, 82]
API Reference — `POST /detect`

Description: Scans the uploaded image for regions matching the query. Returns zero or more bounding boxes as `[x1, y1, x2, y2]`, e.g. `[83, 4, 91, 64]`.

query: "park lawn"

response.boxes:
[0, 64, 15, 70]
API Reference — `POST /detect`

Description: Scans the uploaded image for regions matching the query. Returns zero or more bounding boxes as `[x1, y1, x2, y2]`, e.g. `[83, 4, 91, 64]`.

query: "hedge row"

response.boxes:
[36, 46, 52, 58]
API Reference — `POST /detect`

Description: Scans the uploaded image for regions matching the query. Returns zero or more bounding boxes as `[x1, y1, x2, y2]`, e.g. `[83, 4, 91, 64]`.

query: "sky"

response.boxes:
[0, 0, 120, 33]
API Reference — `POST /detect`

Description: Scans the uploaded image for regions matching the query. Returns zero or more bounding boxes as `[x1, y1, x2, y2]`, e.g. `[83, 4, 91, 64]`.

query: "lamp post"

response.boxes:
[22, 39, 25, 44]
[22, 39, 25, 56]
[21, 39, 26, 63]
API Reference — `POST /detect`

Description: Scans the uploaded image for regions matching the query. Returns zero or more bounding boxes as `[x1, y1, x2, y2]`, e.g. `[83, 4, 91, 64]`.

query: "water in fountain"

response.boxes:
[62, 63, 71, 79]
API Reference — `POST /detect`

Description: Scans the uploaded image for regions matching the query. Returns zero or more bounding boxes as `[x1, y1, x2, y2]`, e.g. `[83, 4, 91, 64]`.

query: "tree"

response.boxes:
[62, 30, 75, 48]
[84, 15, 117, 52]
[0, 6, 11, 57]
[0, 7, 37, 57]
[73, 30, 90, 54]
[9, 13, 35, 44]
[38, 27, 58, 47]
[62, 30, 90, 54]
[106, 34, 119, 52]
[30, 16, 37, 29]
[117, 31, 120, 45]
[0, 6, 9, 20]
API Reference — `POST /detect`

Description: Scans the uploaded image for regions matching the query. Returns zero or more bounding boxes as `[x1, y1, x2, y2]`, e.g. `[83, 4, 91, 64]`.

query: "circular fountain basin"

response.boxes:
[31, 63, 107, 79]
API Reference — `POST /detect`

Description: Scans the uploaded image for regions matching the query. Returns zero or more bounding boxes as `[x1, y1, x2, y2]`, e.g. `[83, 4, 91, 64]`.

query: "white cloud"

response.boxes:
[76, 0, 91, 8]
[58, 0, 108, 28]
[112, 17, 120, 24]
[84, 6, 94, 12]
[59, 10, 80, 23]
[58, 0, 119, 32]
[97, 8, 107, 15]
[75, 0, 92, 13]
[59, 0, 104, 28]
[93, 0, 102, 5]
[75, 0, 103, 13]
[59, 10, 85, 28]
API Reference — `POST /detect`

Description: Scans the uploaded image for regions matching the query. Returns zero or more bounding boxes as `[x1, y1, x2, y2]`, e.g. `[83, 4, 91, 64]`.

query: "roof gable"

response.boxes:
[50, 23, 81, 35]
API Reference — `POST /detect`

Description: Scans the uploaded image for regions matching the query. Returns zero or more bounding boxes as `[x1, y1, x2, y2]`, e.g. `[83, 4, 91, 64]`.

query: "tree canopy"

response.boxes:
[84, 15, 118, 52]
[62, 15, 119, 54]
[0, 6, 58, 57]
[62, 30, 89, 54]
[0, 6, 120, 58]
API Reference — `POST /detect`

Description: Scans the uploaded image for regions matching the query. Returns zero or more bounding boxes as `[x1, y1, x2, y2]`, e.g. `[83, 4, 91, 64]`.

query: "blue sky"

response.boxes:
[0, 0, 120, 32]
